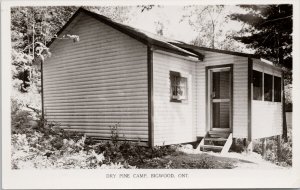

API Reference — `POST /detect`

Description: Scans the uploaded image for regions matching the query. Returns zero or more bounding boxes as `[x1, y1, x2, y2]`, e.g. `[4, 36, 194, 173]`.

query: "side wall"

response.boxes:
[251, 60, 283, 139]
[43, 13, 149, 142]
[196, 51, 249, 138]
[152, 51, 198, 145]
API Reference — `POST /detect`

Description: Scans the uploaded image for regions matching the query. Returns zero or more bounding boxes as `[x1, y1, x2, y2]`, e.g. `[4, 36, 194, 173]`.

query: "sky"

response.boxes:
[123, 5, 253, 53]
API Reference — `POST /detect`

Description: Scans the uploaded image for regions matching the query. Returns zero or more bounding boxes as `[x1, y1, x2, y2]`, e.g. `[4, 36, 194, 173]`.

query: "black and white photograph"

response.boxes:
[1, 0, 299, 189]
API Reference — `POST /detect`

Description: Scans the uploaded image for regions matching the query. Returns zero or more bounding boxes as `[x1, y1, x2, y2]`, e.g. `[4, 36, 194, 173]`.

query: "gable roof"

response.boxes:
[47, 7, 202, 59]
[48, 7, 280, 66]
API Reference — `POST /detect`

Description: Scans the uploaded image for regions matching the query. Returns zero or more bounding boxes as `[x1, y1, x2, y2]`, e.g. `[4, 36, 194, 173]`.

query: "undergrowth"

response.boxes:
[11, 103, 180, 169]
[11, 99, 238, 169]
[253, 135, 292, 167]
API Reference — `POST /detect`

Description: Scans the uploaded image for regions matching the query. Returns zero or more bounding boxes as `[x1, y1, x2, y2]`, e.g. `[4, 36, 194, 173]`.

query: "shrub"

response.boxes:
[90, 123, 178, 167]
[253, 136, 292, 167]
[230, 138, 246, 153]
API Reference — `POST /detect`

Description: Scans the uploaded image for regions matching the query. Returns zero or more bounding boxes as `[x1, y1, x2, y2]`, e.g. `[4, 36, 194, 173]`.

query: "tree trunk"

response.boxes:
[278, 32, 288, 142]
[282, 76, 288, 141]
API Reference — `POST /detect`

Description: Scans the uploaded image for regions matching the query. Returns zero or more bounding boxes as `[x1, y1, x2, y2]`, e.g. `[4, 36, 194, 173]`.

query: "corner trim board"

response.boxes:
[41, 60, 45, 119]
[147, 45, 154, 147]
[248, 57, 253, 141]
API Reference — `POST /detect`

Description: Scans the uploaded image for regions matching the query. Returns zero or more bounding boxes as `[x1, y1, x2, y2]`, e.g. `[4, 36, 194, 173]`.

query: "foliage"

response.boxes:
[253, 127, 292, 167]
[10, 108, 179, 169]
[92, 123, 178, 167]
[11, 112, 138, 169]
[182, 5, 225, 48]
[230, 138, 247, 153]
[229, 5, 293, 69]
[181, 5, 245, 52]
[139, 153, 236, 169]
[11, 6, 131, 98]
[11, 109, 238, 169]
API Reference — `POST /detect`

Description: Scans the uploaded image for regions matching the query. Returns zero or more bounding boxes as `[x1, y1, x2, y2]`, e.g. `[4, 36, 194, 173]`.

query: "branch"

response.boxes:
[26, 104, 41, 114]
[263, 15, 292, 23]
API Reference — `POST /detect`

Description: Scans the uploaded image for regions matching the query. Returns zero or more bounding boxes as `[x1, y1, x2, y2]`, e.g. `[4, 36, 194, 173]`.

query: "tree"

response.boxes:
[11, 6, 131, 113]
[229, 5, 293, 141]
[229, 5, 293, 69]
[182, 5, 226, 48]
[84, 6, 131, 23]
[154, 21, 164, 36]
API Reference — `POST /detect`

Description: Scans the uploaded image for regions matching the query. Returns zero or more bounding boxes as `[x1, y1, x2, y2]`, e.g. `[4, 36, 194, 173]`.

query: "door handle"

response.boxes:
[211, 92, 215, 99]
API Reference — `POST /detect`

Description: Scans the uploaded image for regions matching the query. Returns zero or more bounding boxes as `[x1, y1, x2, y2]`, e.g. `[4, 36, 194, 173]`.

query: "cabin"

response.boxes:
[43, 8, 284, 152]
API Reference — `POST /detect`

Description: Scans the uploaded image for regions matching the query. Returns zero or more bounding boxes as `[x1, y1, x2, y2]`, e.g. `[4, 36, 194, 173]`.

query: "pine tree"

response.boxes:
[229, 5, 292, 69]
[230, 5, 293, 141]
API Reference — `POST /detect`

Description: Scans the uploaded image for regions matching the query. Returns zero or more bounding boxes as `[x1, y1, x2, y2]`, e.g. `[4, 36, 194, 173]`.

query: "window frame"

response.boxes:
[274, 76, 282, 102]
[252, 68, 282, 103]
[170, 71, 188, 103]
[252, 70, 263, 101]
[264, 72, 273, 102]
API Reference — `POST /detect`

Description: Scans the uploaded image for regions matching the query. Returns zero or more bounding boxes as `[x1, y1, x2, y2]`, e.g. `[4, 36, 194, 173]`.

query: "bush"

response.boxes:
[253, 136, 292, 167]
[230, 138, 246, 153]
[11, 111, 178, 169]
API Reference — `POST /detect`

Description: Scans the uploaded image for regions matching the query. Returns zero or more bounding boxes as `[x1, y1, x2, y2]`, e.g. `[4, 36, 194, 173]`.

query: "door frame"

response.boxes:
[206, 64, 233, 132]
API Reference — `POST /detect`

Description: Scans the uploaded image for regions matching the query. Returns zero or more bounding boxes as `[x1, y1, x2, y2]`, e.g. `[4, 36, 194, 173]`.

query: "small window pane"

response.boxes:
[253, 70, 262, 100]
[212, 102, 230, 129]
[170, 71, 188, 102]
[213, 71, 230, 99]
[274, 76, 282, 102]
[264, 73, 273, 101]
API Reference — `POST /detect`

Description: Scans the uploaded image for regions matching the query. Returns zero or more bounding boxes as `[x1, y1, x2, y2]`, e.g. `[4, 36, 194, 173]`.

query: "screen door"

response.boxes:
[209, 67, 232, 131]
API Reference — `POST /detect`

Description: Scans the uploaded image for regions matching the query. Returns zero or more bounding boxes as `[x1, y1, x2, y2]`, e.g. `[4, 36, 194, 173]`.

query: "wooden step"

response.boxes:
[200, 144, 223, 151]
[204, 137, 227, 141]
[208, 131, 230, 138]
[208, 130, 230, 135]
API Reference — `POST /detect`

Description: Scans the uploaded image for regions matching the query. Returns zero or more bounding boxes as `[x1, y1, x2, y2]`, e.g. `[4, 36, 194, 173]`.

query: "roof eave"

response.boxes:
[47, 7, 201, 59]
[171, 42, 261, 59]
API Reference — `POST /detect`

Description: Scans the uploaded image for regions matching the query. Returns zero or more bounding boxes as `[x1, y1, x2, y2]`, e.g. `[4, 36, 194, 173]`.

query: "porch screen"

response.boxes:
[274, 76, 282, 102]
[212, 71, 230, 129]
[264, 73, 273, 101]
[253, 70, 262, 100]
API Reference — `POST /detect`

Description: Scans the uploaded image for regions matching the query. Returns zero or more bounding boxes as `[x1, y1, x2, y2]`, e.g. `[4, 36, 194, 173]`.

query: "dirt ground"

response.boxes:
[177, 145, 286, 169]
[177, 112, 293, 169]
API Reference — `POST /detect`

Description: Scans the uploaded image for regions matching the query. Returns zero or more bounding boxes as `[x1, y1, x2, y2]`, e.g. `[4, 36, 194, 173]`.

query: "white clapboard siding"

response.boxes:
[152, 51, 198, 146]
[252, 101, 282, 139]
[44, 12, 148, 142]
[196, 51, 249, 138]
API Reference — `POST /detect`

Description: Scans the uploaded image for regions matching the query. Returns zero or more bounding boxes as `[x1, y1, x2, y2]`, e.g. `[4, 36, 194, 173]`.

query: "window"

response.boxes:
[264, 73, 273, 101]
[253, 70, 263, 100]
[170, 71, 188, 102]
[274, 76, 282, 102]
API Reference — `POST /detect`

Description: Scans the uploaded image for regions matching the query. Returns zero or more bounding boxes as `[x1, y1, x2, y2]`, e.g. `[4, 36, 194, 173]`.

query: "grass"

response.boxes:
[134, 151, 238, 169]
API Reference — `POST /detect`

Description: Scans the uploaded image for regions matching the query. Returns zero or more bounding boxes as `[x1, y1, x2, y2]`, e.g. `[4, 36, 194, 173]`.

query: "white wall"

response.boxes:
[252, 60, 283, 139]
[44, 12, 149, 141]
[152, 50, 198, 145]
[196, 51, 249, 138]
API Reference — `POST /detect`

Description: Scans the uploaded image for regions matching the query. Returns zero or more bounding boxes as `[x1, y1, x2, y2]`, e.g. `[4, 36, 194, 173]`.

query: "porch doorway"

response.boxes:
[208, 66, 232, 132]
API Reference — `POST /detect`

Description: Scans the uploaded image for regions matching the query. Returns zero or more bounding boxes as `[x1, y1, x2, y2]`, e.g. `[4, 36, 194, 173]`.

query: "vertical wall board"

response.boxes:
[196, 63, 206, 136]
[248, 58, 253, 141]
[43, 13, 149, 141]
[152, 51, 198, 146]
[147, 46, 154, 147]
